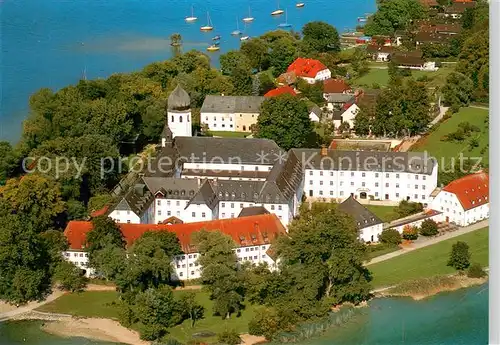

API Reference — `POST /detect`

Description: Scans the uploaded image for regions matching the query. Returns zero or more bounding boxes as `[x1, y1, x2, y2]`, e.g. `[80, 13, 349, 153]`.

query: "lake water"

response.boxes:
[0, 285, 488, 345]
[0, 0, 376, 143]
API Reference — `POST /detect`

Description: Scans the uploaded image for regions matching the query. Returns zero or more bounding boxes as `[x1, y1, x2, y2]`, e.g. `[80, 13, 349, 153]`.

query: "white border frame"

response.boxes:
[490, 0, 499, 343]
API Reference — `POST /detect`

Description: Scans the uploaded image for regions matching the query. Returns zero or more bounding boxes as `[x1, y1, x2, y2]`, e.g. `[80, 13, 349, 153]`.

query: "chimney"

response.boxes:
[134, 183, 146, 196]
[161, 138, 166, 148]
[320, 145, 328, 157]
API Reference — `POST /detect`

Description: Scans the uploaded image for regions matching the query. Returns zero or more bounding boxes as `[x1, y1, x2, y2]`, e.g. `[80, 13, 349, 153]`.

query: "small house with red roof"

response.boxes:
[430, 172, 489, 226]
[286, 58, 331, 84]
[366, 45, 395, 62]
[264, 86, 297, 98]
[323, 78, 352, 98]
[62, 214, 287, 279]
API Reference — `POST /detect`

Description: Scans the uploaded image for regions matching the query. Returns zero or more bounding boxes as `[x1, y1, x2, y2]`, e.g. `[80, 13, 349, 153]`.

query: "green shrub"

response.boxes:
[447, 241, 471, 271]
[467, 263, 487, 278]
[217, 329, 241, 345]
[402, 225, 419, 241]
[378, 228, 402, 245]
[419, 219, 439, 237]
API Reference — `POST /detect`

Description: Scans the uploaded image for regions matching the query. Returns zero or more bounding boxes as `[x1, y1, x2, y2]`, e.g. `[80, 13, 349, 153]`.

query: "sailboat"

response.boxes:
[296, 2, 305, 7]
[243, 6, 254, 23]
[207, 44, 220, 52]
[200, 12, 214, 31]
[232, 17, 242, 36]
[278, 9, 292, 28]
[271, 0, 284, 15]
[185, 6, 197, 22]
[240, 34, 250, 41]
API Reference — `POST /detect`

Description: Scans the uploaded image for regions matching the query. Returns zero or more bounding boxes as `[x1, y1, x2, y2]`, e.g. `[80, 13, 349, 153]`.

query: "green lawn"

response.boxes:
[411, 107, 489, 169]
[370, 227, 489, 289]
[210, 131, 248, 138]
[37, 289, 257, 344]
[364, 205, 399, 223]
[37, 291, 120, 319]
[353, 65, 454, 88]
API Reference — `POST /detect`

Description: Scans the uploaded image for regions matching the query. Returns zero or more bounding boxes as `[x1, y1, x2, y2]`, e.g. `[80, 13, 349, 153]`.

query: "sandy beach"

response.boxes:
[42, 317, 150, 345]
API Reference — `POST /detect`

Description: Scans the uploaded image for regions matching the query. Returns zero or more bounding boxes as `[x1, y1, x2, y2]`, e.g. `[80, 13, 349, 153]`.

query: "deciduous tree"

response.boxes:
[302, 21, 341, 53]
[447, 241, 471, 271]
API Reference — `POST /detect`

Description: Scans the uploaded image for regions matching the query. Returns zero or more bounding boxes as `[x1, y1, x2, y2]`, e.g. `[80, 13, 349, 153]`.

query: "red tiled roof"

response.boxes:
[419, 0, 439, 7]
[264, 86, 297, 98]
[323, 79, 351, 93]
[366, 45, 394, 54]
[90, 206, 109, 218]
[442, 172, 489, 211]
[64, 214, 287, 252]
[287, 58, 328, 78]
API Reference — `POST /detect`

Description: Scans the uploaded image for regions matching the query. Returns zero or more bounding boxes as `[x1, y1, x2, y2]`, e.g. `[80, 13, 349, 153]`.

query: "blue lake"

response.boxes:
[0, 0, 376, 142]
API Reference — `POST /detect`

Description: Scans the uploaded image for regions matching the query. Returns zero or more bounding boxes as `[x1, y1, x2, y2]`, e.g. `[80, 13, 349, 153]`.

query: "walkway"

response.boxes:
[366, 220, 488, 266]
[0, 290, 65, 322]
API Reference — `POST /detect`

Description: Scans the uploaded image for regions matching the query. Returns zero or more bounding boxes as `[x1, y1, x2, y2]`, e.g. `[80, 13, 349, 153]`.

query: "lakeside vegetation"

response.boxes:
[369, 227, 488, 288]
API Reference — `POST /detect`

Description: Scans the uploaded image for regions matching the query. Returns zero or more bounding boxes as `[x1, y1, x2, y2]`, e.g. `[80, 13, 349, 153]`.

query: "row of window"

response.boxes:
[311, 190, 427, 200]
[66, 252, 89, 258]
[310, 180, 427, 190]
[175, 254, 199, 261]
[170, 115, 190, 123]
[308, 171, 427, 180]
[238, 255, 263, 261]
[236, 246, 267, 252]
[177, 262, 200, 268]
[158, 210, 207, 218]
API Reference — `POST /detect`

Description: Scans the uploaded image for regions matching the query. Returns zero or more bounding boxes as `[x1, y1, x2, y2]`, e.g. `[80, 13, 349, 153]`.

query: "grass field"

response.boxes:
[353, 65, 454, 88]
[210, 131, 248, 138]
[37, 289, 257, 344]
[370, 227, 488, 289]
[410, 107, 489, 169]
[364, 205, 399, 223]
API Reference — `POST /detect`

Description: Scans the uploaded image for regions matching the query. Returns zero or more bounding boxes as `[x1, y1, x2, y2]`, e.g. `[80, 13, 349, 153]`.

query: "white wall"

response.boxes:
[168, 111, 192, 138]
[304, 167, 437, 204]
[109, 209, 141, 224]
[201, 112, 240, 131]
[341, 104, 360, 129]
[431, 190, 489, 226]
[360, 223, 384, 243]
[390, 213, 445, 234]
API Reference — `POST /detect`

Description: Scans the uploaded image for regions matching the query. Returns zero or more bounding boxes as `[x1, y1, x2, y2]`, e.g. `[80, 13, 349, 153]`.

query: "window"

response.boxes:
[396, 183, 399, 188]
[362, 172, 366, 177]
[423, 176, 426, 181]
[422, 185, 426, 190]
[340, 172, 344, 176]
[127, 220, 131, 223]
[415, 185, 418, 189]
[202, 212, 206, 218]
[222, 213, 226, 217]
[375, 192, 379, 197]
[157, 200, 161, 206]
[415, 175, 419, 180]
[191, 271, 195, 275]
[422, 195, 426, 200]
[171, 116, 174, 123]
[375, 182, 379, 187]
[351, 182, 354, 186]
[320, 181, 323, 185]
[309, 171, 313, 176]
[362, 182, 365, 187]
[330, 181, 334, 186]
[330, 191, 334, 196]
[351, 172, 355, 177]
[396, 174, 400, 178]
[375, 173, 379, 177]
[231, 203, 234, 208]
[189, 263, 193, 267]
[158, 210, 162, 216]
[167, 211, 171, 216]
[182, 264, 186, 268]
[179, 115, 183, 122]
[179, 272, 183, 277]
[221, 203, 225, 207]
[167, 200, 171, 206]
[415, 194, 418, 199]
[177, 265, 180, 268]
[254, 256, 258, 260]
[340, 181, 344, 186]
[278, 205, 282, 211]
[330, 172, 334, 176]
[240, 203, 244, 208]
[396, 193, 399, 198]
[176, 201, 180, 206]
[385, 183, 389, 187]
[320, 171, 323, 176]
[231, 213, 235, 218]
[309, 180, 313, 185]
[340, 191, 344, 196]
[176, 211, 180, 217]
[386, 173, 389, 178]
[271, 205, 275, 210]
[319, 191, 323, 196]
[246, 248, 249, 252]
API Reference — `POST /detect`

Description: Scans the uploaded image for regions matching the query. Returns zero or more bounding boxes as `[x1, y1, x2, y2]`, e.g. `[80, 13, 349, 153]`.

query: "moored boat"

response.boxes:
[243, 6, 254, 22]
[200, 12, 214, 31]
[207, 44, 220, 52]
[185, 5, 197, 22]
[296, 2, 305, 7]
[271, 0, 284, 15]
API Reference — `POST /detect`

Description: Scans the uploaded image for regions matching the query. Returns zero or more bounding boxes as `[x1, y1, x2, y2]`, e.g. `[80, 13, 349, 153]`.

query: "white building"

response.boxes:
[366, 45, 394, 62]
[200, 95, 265, 132]
[337, 196, 384, 243]
[167, 85, 192, 138]
[287, 58, 331, 84]
[295, 147, 438, 204]
[62, 214, 286, 280]
[430, 172, 489, 226]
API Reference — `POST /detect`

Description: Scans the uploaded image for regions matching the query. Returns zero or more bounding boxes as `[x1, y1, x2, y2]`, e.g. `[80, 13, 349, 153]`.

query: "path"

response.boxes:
[366, 220, 488, 266]
[0, 290, 65, 322]
[430, 105, 449, 127]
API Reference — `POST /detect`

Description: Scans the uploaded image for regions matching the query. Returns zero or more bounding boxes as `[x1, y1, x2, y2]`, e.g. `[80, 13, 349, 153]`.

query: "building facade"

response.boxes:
[167, 85, 192, 138]
[62, 214, 286, 280]
[337, 196, 384, 242]
[287, 58, 331, 84]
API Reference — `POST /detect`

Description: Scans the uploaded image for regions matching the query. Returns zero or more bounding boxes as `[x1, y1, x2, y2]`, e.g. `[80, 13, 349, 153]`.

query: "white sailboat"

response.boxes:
[296, 2, 305, 7]
[278, 9, 292, 28]
[243, 6, 254, 23]
[232, 17, 242, 36]
[200, 12, 214, 31]
[271, 0, 284, 15]
[185, 5, 197, 22]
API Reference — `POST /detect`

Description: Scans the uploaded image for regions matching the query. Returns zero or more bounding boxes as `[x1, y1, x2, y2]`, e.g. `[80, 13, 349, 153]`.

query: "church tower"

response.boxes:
[167, 85, 192, 138]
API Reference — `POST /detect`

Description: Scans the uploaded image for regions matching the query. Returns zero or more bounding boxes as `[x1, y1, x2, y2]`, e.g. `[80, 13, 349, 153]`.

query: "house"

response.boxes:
[238, 206, 270, 217]
[366, 45, 394, 62]
[418, 0, 439, 7]
[323, 79, 352, 98]
[297, 147, 438, 203]
[62, 214, 287, 279]
[337, 196, 384, 243]
[415, 31, 454, 46]
[443, 1, 476, 18]
[277, 71, 297, 86]
[430, 172, 489, 226]
[391, 54, 438, 71]
[309, 105, 323, 122]
[332, 102, 360, 129]
[384, 209, 444, 233]
[286, 58, 331, 84]
[264, 86, 297, 98]
[200, 95, 265, 132]
[325, 93, 356, 111]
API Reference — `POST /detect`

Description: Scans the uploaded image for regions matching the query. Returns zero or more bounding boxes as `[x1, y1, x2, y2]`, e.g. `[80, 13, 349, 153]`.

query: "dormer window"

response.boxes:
[231, 192, 236, 198]
[219, 192, 223, 197]
[254, 192, 259, 199]
[242, 192, 246, 198]
[225, 192, 229, 198]
[181, 190, 185, 196]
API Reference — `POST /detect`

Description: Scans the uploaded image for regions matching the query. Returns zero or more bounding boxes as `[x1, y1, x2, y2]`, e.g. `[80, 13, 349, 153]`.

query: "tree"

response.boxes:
[220, 51, 251, 76]
[379, 228, 402, 245]
[256, 95, 313, 150]
[255, 72, 276, 96]
[0, 214, 52, 304]
[126, 231, 182, 291]
[467, 263, 487, 278]
[402, 225, 419, 241]
[296, 79, 324, 105]
[217, 329, 242, 345]
[53, 261, 87, 292]
[0, 142, 18, 184]
[248, 307, 292, 340]
[40, 229, 69, 274]
[240, 38, 270, 71]
[338, 121, 351, 133]
[0, 174, 66, 232]
[268, 38, 297, 76]
[88, 194, 112, 214]
[419, 219, 439, 237]
[353, 109, 372, 136]
[178, 291, 205, 327]
[193, 230, 244, 318]
[447, 241, 471, 271]
[394, 200, 424, 218]
[441, 72, 474, 107]
[364, 0, 426, 36]
[170, 33, 182, 47]
[133, 286, 183, 340]
[66, 199, 88, 220]
[302, 21, 341, 53]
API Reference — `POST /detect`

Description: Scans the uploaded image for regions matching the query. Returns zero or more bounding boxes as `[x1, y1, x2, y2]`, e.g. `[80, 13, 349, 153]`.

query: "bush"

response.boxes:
[53, 261, 87, 292]
[402, 225, 419, 241]
[379, 228, 402, 245]
[419, 219, 439, 237]
[467, 263, 487, 278]
[217, 329, 241, 345]
[447, 241, 471, 271]
[394, 200, 423, 218]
